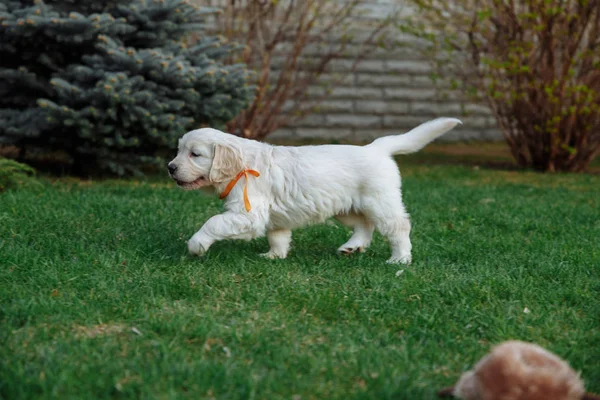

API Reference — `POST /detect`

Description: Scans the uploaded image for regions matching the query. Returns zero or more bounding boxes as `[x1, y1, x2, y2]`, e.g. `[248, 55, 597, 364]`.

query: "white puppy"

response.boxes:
[168, 117, 461, 264]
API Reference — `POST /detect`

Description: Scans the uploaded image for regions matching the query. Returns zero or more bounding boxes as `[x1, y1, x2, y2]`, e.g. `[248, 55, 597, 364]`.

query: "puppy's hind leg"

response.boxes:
[385, 216, 412, 265]
[363, 197, 412, 264]
[260, 229, 292, 259]
[335, 213, 374, 255]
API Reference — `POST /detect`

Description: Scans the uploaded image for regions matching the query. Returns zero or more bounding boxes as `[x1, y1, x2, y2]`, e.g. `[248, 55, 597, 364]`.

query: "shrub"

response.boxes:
[404, 0, 600, 172]
[0, 158, 41, 192]
[0, 0, 255, 176]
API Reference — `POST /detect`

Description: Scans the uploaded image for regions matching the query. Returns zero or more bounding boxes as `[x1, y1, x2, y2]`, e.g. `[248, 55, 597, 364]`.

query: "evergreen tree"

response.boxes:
[0, 0, 255, 175]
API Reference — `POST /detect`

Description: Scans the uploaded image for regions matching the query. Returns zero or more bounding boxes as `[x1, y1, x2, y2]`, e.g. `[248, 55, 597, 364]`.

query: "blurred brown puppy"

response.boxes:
[438, 341, 599, 400]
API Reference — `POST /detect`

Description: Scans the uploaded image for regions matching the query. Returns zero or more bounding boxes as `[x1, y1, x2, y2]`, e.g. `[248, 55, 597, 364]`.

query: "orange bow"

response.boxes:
[219, 169, 260, 212]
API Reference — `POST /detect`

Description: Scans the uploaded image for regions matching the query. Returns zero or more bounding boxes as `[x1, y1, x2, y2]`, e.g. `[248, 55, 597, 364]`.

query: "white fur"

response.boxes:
[168, 118, 462, 264]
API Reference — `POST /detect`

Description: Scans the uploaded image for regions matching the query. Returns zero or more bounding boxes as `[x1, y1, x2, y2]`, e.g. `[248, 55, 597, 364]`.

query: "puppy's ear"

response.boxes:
[209, 143, 243, 183]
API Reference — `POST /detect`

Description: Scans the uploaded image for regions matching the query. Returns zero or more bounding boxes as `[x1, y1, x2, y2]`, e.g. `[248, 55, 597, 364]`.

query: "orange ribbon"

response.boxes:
[219, 169, 260, 212]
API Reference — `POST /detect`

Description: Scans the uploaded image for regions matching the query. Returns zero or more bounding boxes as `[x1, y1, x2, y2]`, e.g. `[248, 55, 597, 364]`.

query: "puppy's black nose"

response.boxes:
[167, 163, 177, 175]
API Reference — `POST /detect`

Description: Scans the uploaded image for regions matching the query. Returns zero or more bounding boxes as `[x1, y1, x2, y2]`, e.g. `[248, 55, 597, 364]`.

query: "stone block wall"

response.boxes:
[267, 0, 504, 142]
[202, 0, 504, 142]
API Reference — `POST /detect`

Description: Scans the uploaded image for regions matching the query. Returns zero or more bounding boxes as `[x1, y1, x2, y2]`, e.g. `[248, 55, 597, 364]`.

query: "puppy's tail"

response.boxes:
[366, 117, 462, 156]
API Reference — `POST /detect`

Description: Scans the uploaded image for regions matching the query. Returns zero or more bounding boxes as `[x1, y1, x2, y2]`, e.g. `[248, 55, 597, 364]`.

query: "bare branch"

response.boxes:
[196, 0, 399, 140]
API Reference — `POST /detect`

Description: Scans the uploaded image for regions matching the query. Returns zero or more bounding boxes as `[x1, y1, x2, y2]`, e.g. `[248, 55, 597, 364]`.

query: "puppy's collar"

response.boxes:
[219, 169, 260, 212]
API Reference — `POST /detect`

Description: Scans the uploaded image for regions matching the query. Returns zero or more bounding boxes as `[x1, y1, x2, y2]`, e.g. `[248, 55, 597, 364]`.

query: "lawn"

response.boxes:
[1, 156, 599, 399]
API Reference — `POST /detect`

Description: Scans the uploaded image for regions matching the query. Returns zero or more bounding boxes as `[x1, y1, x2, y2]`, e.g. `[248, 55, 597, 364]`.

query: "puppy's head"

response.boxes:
[168, 128, 243, 190]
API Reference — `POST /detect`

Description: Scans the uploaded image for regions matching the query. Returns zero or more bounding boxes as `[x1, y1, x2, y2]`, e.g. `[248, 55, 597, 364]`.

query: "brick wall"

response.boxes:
[268, 0, 503, 142]
[202, 0, 503, 142]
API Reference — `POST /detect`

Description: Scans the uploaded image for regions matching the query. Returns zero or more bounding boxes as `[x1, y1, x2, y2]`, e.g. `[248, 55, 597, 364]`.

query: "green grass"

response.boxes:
[1, 162, 599, 399]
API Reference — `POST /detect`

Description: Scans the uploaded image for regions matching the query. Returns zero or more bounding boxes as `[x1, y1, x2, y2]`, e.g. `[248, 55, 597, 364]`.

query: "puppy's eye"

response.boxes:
[190, 152, 200, 157]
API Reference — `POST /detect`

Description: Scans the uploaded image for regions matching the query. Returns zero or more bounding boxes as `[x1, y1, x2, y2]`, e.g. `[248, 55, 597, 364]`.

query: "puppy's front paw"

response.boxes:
[187, 238, 206, 256]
